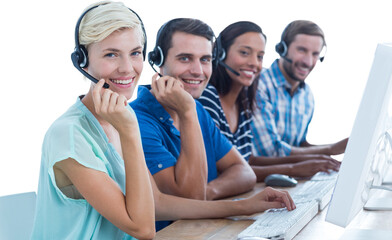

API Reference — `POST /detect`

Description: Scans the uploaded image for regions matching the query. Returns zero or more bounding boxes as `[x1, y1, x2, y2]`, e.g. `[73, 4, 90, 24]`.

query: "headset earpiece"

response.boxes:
[148, 46, 164, 67]
[212, 35, 226, 69]
[71, 45, 89, 68]
[275, 41, 288, 57]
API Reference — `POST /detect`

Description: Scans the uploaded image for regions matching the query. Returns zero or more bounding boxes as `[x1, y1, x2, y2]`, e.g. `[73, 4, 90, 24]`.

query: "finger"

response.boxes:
[100, 88, 112, 114]
[273, 188, 295, 211]
[165, 77, 175, 90]
[155, 76, 168, 93]
[108, 92, 120, 113]
[174, 79, 184, 89]
[151, 73, 160, 95]
[120, 94, 128, 106]
[92, 79, 106, 112]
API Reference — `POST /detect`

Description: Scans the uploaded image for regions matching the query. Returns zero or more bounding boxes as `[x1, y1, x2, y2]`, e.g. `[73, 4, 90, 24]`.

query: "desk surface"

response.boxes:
[153, 182, 392, 240]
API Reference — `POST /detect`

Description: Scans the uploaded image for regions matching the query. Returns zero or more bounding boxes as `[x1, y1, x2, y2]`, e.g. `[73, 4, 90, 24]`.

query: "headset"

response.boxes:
[147, 19, 179, 76]
[213, 34, 240, 76]
[275, 40, 325, 63]
[71, 3, 147, 88]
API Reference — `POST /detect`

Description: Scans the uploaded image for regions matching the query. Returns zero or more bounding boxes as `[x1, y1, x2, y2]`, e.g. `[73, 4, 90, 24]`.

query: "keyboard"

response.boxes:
[291, 177, 337, 210]
[237, 200, 319, 240]
[237, 171, 338, 239]
[310, 170, 338, 181]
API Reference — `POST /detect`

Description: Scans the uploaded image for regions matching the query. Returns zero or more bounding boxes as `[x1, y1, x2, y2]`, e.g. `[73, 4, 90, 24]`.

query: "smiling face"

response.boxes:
[161, 31, 213, 99]
[224, 32, 266, 88]
[280, 34, 324, 84]
[86, 28, 144, 100]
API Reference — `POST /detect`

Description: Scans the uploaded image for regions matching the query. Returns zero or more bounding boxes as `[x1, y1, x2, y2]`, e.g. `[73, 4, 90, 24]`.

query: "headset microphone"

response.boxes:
[281, 55, 293, 63]
[213, 35, 240, 76]
[219, 61, 240, 76]
[71, 53, 110, 88]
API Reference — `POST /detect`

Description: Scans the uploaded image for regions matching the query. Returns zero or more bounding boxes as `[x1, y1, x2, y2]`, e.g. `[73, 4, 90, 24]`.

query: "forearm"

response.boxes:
[207, 164, 256, 200]
[250, 164, 294, 182]
[174, 110, 208, 199]
[154, 190, 247, 221]
[119, 126, 155, 228]
[290, 144, 332, 156]
[248, 154, 327, 166]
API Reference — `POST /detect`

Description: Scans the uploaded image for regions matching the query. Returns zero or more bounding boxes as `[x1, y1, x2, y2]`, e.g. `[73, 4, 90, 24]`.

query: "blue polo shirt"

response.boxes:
[130, 85, 233, 231]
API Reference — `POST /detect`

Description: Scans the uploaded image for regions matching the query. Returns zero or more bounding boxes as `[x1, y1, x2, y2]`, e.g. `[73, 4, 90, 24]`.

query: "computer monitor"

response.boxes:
[326, 43, 392, 228]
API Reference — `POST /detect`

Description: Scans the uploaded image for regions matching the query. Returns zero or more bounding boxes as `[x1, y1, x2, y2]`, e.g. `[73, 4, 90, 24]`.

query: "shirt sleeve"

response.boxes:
[197, 102, 232, 161]
[137, 117, 178, 175]
[46, 122, 109, 173]
[251, 79, 292, 157]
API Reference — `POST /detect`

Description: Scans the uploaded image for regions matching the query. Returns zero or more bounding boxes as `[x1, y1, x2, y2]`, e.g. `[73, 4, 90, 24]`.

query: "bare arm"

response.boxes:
[55, 80, 155, 239]
[151, 74, 208, 199]
[151, 172, 295, 221]
[249, 154, 341, 182]
[206, 148, 256, 200]
[290, 138, 349, 156]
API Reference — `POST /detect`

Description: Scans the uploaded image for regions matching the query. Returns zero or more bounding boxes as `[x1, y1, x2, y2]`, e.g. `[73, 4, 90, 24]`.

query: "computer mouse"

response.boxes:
[264, 174, 298, 187]
[237, 237, 269, 240]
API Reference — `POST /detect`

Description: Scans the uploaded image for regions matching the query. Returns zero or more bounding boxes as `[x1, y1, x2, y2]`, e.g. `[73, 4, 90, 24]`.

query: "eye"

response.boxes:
[179, 56, 190, 62]
[240, 50, 249, 56]
[131, 51, 142, 57]
[201, 57, 212, 63]
[104, 53, 116, 58]
[258, 55, 264, 61]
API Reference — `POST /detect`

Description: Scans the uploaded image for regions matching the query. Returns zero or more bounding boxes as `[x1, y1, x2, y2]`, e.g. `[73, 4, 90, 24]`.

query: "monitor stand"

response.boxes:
[363, 185, 392, 210]
[382, 166, 392, 185]
[364, 197, 392, 210]
[340, 229, 392, 240]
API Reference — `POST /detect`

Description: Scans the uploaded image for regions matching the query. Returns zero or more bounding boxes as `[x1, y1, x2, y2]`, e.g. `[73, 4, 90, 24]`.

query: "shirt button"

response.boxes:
[159, 117, 164, 121]
[158, 163, 163, 168]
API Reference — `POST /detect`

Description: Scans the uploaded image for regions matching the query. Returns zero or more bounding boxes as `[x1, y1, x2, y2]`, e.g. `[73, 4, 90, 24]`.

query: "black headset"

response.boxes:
[212, 34, 240, 76]
[71, 3, 147, 88]
[275, 40, 289, 58]
[275, 40, 325, 62]
[147, 19, 181, 75]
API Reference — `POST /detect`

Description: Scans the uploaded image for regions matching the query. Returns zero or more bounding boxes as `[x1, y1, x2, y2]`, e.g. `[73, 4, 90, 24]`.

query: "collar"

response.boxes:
[269, 59, 306, 91]
[136, 85, 172, 123]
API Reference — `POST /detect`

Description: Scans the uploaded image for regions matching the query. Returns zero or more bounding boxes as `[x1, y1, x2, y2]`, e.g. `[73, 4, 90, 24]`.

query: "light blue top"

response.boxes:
[31, 97, 137, 240]
[251, 59, 314, 157]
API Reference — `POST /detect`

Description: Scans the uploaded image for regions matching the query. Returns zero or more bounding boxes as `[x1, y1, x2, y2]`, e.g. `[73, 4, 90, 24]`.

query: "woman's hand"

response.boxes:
[92, 79, 137, 131]
[243, 187, 296, 214]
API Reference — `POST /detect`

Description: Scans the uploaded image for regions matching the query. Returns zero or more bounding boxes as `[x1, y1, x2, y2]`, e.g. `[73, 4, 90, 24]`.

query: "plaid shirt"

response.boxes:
[251, 59, 314, 156]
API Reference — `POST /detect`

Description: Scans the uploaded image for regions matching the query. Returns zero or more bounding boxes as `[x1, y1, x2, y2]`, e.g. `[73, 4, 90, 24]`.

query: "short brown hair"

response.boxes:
[281, 20, 326, 47]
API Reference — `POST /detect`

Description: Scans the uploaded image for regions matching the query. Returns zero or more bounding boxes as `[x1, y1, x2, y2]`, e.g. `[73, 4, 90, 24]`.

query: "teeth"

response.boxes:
[243, 70, 254, 75]
[184, 80, 201, 84]
[111, 79, 133, 85]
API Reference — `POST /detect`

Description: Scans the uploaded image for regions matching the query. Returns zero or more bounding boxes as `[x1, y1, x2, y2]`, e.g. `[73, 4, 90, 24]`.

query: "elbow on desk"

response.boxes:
[124, 224, 156, 240]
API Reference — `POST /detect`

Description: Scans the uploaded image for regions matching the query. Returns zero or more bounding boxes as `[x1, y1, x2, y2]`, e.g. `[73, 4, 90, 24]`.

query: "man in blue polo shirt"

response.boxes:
[131, 18, 256, 230]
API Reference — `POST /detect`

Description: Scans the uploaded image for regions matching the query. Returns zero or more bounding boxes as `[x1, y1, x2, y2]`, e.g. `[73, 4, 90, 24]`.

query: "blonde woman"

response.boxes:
[32, 2, 295, 239]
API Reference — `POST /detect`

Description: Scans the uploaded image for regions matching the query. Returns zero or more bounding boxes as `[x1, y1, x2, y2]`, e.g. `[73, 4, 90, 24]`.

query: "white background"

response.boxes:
[1, 0, 392, 196]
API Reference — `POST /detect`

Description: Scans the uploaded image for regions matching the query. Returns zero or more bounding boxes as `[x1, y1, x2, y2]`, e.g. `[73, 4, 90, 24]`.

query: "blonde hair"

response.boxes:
[79, 1, 145, 49]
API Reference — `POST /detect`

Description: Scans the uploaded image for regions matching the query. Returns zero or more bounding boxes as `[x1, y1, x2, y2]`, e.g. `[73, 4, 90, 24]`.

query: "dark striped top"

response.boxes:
[198, 84, 253, 161]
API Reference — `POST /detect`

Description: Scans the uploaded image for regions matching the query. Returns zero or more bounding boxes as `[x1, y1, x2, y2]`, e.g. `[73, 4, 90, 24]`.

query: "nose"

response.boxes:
[118, 56, 134, 74]
[302, 52, 314, 67]
[249, 53, 259, 67]
[189, 61, 203, 76]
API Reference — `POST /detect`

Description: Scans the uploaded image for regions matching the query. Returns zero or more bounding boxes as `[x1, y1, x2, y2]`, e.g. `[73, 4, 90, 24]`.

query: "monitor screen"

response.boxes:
[326, 43, 392, 228]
